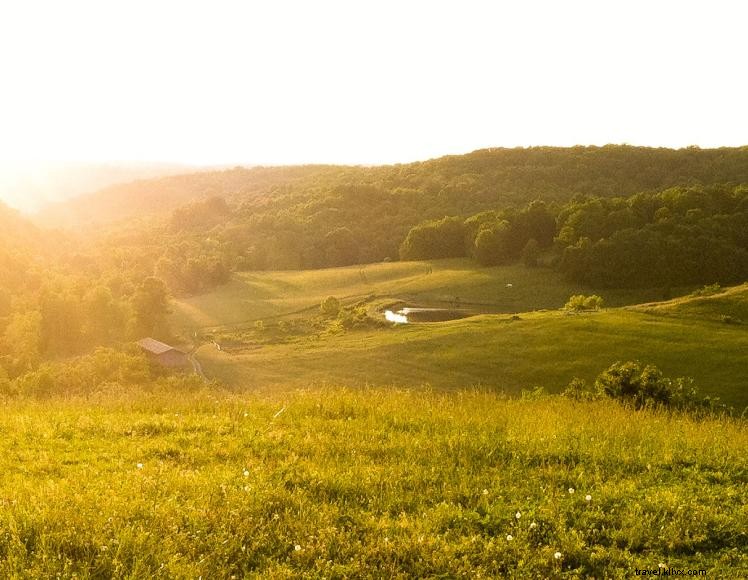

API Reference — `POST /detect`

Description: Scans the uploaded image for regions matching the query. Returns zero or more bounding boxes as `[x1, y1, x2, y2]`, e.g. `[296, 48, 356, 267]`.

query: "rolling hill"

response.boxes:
[170, 260, 748, 409]
[37, 145, 748, 230]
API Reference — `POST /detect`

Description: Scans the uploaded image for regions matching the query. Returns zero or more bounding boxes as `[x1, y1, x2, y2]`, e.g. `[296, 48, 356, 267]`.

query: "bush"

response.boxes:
[562, 377, 601, 401]
[320, 296, 341, 317]
[564, 294, 604, 311]
[691, 283, 722, 297]
[13, 348, 154, 397]
[592, 361, 719, 412]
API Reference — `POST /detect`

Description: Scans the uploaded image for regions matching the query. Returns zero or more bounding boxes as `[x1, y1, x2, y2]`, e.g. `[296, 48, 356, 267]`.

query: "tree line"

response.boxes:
[36, 145, 748, 275]
[399, 184, 748, 288]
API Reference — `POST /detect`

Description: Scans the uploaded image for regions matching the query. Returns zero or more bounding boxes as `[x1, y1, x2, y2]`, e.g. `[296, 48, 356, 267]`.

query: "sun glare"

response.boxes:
[1, 0, 747, 178]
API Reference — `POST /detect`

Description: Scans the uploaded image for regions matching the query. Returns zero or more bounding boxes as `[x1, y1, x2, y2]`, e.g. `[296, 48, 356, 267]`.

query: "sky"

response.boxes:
[0, 1, 746, 172]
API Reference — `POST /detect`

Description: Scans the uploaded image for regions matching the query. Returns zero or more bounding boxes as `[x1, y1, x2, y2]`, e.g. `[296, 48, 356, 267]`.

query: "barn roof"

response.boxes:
[137, 337, 184, 355]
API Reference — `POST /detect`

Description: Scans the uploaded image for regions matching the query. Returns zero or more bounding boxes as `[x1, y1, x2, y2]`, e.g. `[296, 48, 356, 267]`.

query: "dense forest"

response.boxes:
[37, 145, 748, 273]
[400, 184, 748, 288]
[0, 203, 171, 380]
[40, 145, 748, 227]
[2, 145, 748, 389]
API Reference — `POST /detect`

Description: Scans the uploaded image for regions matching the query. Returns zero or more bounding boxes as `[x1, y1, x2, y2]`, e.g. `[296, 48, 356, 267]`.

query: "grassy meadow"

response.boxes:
[5, 259, 746, 577]
[171, 261, 748, 409]
[171, 259, 680, 331]
[196, 308, 748, 409]
[1, 387, 746, 578]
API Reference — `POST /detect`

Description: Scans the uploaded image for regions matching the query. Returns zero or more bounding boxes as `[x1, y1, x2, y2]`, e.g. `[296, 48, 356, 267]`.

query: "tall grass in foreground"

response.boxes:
[0, 387, 745, 578]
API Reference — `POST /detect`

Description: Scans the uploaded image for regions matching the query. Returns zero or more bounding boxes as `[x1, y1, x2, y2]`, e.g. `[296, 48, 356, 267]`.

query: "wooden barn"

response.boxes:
[136, 338, 190, 368]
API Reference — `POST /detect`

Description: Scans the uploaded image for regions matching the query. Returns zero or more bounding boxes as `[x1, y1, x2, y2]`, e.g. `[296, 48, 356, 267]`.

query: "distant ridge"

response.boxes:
[36, 144, 748, 229]
[0, 162, 198, 214]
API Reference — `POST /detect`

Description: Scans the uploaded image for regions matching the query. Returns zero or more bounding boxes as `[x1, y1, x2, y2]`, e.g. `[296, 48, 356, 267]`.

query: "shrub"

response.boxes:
[592, 361, 720, 412]
[564, 294, 604, 311]
[691, 283, 722, 297]
[12, 348, 154, 397]
[320, 296, 341, 317]
[562, 377, 600, 401]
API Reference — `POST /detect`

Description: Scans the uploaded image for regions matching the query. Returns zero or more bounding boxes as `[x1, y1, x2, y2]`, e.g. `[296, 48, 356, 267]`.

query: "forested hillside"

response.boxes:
[402, 184, 748, 288]
[0, 202, 174, 378]
[35, 145, 748, 279]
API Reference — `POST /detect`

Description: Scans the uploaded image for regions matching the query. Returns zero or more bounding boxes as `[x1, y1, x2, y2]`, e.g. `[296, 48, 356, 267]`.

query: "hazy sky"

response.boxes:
[0, 0, 746, 167]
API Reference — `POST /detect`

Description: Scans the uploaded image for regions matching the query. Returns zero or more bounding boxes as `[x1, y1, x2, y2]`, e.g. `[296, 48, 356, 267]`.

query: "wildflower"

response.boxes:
[136, 463, 143, 469]
[659, 563, 667, 569]
[515, 511, 522, 519]
[482, 489, 489, 496]
[568, 487, 575, 494]
[294, 544, 301, 552]
[554, 552, 562, 560]
[243, 469, 250, 477]
[506, 534, 513, 541]
[585, 494, 592, 502]
[529, 522, 537, 530]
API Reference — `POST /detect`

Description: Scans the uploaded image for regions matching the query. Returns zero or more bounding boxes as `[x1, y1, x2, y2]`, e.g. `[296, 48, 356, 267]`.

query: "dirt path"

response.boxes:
[188, 351, 207, 380]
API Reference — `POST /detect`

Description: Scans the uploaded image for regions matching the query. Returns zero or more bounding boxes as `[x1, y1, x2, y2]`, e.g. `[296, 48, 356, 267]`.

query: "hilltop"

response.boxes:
[0, 162, 196, 214]
[37, 145, 748, 230]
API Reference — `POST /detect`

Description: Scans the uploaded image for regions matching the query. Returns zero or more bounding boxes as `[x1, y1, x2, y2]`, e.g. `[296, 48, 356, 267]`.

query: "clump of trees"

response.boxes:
[0, 207, 177, 382]
[399, 184, 748, 290]
[557, 186, 748, 288]
[399, 201, 556, 265]
[399, 217, 467, 261]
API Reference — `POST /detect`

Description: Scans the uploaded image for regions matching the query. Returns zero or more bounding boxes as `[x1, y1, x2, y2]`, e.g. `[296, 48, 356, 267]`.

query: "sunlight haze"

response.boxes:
[0, 0, 746, 208]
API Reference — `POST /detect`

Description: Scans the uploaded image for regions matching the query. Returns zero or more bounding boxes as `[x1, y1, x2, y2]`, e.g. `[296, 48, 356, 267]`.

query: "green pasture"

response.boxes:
[1, 388, 745, 577]
[171, 259, 679, 332]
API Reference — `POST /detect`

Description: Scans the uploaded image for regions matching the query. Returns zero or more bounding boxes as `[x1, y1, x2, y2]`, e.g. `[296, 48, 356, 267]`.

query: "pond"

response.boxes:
[384, 307, 470, 324]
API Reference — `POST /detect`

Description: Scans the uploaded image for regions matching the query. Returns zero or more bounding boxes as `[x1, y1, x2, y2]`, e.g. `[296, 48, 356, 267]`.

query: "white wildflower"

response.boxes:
[506, 534, 513, 541]
[585, 494, 592, 502]
[554, 551, 562, 560]
[136, 463, 143, 469]
[243, 469, 250, 477]
[515, 511, 522, 519]
[568, 487, 575, 494]
[294, 544, 301, 552]
[529, 522, 537, 530]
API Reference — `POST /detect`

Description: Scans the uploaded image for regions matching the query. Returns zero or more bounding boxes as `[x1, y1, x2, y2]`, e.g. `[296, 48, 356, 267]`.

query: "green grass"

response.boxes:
[634, 284, 748, 324]
[171, 261, 747, 408]
[171, 259, 678, 331]
[197, 307, 748, 409]
[1, 387, 745, 578]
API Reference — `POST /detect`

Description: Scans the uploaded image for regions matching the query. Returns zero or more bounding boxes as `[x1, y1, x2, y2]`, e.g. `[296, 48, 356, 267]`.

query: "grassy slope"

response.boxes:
[633, 284, 748, 324]
[197, 308, 748, 409]
[171, 260, 746, 408]
[1, 388, 746, 577]
[172, 259, 679, 330]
